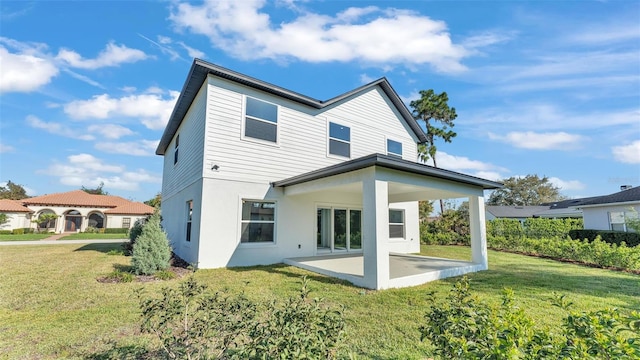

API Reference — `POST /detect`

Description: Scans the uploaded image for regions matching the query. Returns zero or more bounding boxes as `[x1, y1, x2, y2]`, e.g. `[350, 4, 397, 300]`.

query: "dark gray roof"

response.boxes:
[156, 59, 428, 155]
[580, 186, 640, 206]
[485, 205, 550, 218]
[273, 153, 503, 190]
[543, 197, 599, 209]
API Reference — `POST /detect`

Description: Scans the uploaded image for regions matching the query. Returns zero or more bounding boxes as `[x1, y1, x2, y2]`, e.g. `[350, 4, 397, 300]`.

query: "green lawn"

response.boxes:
[58, 233, 128, 240]
[0, 244, 638, 359]
[0, 233, 51, 241]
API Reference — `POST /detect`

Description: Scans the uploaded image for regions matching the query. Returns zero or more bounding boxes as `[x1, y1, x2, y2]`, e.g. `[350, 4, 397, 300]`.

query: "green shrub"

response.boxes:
[488, 235, 640, 271]
[12, 228, 24, 235]
[0, 230, 12, 235]
[84, 226, 98, 234]
[154, 269, 176, 280]
[131, 212, 172, 275]
[106, 249, 124, 256]
[21, 227, 34, 234]
[138, 276, 257, 360]
[123, 218, 146, 255]
[239, 276, 345, 359]
[138, 276, 345, 360]
[420, 277, 640, 359]
[104, 270, 134, 283]
[569, 229, 640, 247]
[104, 228, 129, 234]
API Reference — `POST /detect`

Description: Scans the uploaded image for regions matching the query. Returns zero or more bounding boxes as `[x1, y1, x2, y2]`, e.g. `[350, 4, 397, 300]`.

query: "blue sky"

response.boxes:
[1, 0, 638, 203]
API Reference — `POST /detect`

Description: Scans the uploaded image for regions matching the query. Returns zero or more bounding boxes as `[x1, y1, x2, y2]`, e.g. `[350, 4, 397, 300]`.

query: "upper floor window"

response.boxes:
[186, 200, 193, 242]
[389, 209, 405, 238]
[245, 97, 278, 143]
[241, 200, 276, 243]
[387, 139, 402, 157]
[173, 134, 179, 165]
[329, 122, 350, 158]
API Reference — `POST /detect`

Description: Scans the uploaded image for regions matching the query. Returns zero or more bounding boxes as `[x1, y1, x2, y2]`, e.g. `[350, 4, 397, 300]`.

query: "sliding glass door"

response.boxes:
[317, 207, 361, 252]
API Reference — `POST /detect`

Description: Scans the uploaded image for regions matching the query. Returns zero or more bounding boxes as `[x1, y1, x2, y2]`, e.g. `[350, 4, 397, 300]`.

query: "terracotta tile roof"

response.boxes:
[21, 190, 155, 215]
[105, 202, 155, 215]
[0, 199, 33, 213]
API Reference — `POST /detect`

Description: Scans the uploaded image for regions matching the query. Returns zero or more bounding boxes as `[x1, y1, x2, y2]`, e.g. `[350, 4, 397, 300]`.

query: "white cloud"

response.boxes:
[612, 140, 640, 164]
[0, 143, 14, 153]
[56, 42, 148, 69]
[63, 89, 180, 130]
[41, 153, 160, 191]
[138, 33, 182, 61]
[0, 46, 59, 93]
[435, 151, 508, 172]
[95, 140, 159, 156]
[87, 124, 134, 139]
[169, 1, 480, 73]
[548, 177, 586, 191]
[62, 69, 105, 88]
[473, 171, 503, 182]
[178, 41, 205, 58]
[26, 115, 94, 140]
[566, 22, 640, 45]
[488, 131, 586, 150]
[359, 73, 375, 84]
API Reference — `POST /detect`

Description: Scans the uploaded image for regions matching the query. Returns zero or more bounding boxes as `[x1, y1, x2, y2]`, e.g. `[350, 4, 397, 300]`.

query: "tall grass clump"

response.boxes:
[131, 212, 171, 275]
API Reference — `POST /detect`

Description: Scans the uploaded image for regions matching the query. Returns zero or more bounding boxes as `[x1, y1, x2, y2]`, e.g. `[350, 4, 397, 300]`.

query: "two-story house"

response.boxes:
[156, 59, 501, 289]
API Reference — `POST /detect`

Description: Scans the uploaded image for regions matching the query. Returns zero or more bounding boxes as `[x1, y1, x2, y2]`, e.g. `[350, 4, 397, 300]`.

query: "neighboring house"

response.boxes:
[577, 186, 640, 232]
[156, 59, 502, 289]
[0, 190, 154, 233]
[485, 204, 584, 221]
[485, 206, 552, 223]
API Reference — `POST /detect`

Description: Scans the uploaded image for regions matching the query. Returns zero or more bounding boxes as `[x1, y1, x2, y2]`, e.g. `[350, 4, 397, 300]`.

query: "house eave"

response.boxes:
[273, 153, 503, 190]
[578, 200, 640, 209]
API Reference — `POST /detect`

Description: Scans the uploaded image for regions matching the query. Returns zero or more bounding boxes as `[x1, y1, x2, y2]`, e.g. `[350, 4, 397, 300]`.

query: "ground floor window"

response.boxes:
[241, 200, 275, 243]
[610, 211, 638, 232]
[186, 200, 193, 242]
[389, 209, 405, 239]
[88, 213, 104, 228]
[122, 217, 131, 229]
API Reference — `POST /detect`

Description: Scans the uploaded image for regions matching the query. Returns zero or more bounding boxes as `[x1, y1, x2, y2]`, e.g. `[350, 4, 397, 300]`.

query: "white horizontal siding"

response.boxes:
[162, 82, 207, 199]
[203, 76, 418, 184]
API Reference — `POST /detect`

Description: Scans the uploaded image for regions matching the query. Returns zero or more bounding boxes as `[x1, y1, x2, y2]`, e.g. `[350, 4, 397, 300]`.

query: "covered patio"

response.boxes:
[273, 153, 502, 290]
[285, 253, 483, 289]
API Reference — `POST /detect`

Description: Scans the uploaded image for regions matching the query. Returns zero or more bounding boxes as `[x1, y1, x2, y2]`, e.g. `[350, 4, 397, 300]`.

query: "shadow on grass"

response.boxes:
[74, 243, 123, 254]
[227, 263, 361, 289]
[83, 343, 156, 360]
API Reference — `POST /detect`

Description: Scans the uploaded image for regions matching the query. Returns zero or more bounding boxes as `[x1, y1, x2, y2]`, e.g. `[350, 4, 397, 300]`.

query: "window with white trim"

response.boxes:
[244, 97, 278, 143]
[186, 200, 193, 242]
[329, 122, 350, 157]
[122, 217, 131, 229]
[173, 134, 179, 165]
[610, 211, 638, 232]
[389, 209, 405, 238]
[241, 200, 276, 243]
[387, 139, 402, 157]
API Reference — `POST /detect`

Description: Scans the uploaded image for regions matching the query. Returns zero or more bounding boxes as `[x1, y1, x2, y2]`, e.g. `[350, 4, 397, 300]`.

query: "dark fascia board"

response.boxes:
[156, 59, 427, 155]
[273, 153, 503, 190]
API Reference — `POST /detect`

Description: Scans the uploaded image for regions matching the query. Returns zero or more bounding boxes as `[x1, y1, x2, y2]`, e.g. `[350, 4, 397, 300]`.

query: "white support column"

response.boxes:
[362, 169, 390, 290]
[469, 195, 488, 269]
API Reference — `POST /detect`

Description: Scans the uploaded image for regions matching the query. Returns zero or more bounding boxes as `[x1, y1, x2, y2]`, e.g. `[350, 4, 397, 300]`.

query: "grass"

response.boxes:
[0, 243, 638, 359]
[58, 233, 129, 240]
[0, 233, 51, 241]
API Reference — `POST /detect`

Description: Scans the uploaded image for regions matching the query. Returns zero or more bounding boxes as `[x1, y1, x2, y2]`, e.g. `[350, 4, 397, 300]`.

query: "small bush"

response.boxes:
[104, 270, 134, 283]
[154, 270, 176, 280]
[84, 226, 99, 234]
[104, 228, 129, 234]
[420, 277, 640, 359]
[0, 230, 12, 235]
[123, 218, 146, 255]
[12, 228, 24, 235]
[131, 212, 172, 275]
[21, 227, 34, 234]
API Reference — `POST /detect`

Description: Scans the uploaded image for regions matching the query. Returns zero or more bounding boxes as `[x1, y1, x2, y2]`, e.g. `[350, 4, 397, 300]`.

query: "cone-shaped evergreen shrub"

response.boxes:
[132, 212, 172, 275]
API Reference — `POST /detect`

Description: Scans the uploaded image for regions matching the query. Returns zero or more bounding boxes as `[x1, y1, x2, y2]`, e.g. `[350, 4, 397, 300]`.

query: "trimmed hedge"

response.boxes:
[0, 230, 11, 235]
[569, 229, 640, 247]
[487, 218, 583, 240]
[104, 228, 129, 234]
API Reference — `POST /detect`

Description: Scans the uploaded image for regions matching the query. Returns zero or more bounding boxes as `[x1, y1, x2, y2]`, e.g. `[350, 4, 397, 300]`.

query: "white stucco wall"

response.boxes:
[582, 203, 639, 230]
[0, 212, 32, 231]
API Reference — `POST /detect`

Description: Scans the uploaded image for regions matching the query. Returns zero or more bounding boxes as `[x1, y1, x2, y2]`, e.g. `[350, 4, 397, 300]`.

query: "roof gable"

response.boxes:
[156, 59, 428, 155]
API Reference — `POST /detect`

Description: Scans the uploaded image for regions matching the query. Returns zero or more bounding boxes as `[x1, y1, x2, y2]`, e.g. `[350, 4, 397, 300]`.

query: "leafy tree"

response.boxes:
[0, 213, 9, 227]
[81, 181, 108, 195]
[131, 211, 172, 275]
[625, 207, 640, 233]
[0, 180, 28, 200]
[487, 174, 567, 206]
[410, 89, 457, 213]
[418, 201, 434, 224]
[144, 192, 162, 209]
[32, 213, 58, 232]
